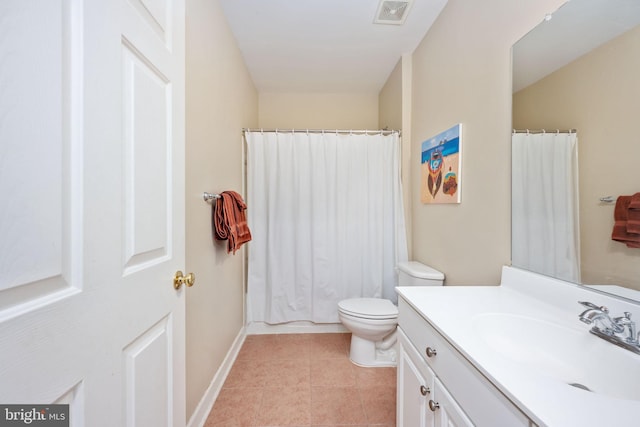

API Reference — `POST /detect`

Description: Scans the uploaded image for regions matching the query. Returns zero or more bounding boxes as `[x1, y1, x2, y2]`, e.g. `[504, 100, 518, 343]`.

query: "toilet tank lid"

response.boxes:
[397, 261, 445, 280]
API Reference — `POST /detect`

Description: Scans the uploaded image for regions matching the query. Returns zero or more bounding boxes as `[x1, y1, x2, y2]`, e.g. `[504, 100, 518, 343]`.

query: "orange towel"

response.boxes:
[611, 195, 640, 248]
[213, 191, 252, 254]
[626, 192, 640, 235]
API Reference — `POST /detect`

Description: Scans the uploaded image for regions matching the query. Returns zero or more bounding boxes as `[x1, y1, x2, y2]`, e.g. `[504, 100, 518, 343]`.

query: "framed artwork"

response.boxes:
[420, 124, 461, 204]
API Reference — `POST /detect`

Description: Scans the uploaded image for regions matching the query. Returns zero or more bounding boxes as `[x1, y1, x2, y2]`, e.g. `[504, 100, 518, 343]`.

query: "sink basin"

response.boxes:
[473, 313, 640, 401]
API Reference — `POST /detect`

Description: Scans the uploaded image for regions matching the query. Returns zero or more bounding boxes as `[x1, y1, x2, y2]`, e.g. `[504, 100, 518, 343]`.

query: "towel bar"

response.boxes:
[203, 192, 221, 202]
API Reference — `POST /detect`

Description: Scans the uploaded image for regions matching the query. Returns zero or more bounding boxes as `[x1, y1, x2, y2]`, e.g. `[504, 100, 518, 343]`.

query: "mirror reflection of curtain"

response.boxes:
[512, 132, 581, 283]
[245, 130, 408, 324]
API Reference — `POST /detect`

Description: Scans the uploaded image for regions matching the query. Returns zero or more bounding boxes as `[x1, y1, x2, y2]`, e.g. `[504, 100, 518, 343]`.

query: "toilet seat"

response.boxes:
[338, 298, 398, 320]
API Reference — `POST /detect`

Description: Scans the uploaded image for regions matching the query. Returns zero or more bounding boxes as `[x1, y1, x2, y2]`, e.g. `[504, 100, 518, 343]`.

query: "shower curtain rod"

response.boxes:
[242, 128, 401, 136]
[513, 128, 576, 134]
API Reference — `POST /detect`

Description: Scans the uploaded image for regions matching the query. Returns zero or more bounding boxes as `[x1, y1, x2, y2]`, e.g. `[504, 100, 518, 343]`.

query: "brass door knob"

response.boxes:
[174, 271, 195, 290]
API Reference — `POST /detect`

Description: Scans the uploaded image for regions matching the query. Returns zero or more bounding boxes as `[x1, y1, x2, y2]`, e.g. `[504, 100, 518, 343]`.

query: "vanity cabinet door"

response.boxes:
[398, 331, 435, 427]
[431, 377, 474, 427]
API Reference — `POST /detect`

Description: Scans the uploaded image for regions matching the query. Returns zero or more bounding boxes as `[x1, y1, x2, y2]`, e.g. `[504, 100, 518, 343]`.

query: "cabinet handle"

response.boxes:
[428, 399, 440, 412]
[419, 385, 430, 396]
[426, 347, 437, 357]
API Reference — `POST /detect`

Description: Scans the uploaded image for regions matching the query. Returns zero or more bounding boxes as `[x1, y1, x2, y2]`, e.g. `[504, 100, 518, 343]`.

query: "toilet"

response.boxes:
[338, 261, 444, 367]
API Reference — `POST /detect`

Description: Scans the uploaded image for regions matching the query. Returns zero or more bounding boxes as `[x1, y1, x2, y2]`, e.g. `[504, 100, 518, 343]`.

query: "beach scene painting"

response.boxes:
[421, 124, 461, 204]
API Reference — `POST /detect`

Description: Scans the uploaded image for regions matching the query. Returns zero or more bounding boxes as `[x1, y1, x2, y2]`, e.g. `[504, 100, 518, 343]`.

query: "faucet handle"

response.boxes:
[578, 301, 598, 309]
[614, 312, 633, 323]
[579, 301, 608, 313]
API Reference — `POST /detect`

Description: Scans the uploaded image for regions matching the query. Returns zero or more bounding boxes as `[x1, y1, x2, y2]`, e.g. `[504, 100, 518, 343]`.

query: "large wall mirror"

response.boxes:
[512, 0, 640, 302]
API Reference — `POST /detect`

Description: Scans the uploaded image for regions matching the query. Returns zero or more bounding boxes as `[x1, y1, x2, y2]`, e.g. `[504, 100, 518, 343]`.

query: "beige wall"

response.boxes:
[258, 92, 378, 129]
[378, 57, 414, 257]
[379, 59, 403, 131]
[185, 0, 258, 421]
[513, 25, 640, 290]
[409, 0, 565, 285]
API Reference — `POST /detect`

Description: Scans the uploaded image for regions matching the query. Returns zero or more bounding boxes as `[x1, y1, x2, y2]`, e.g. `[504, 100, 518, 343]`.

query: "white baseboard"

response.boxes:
[245, 321, 348, 335]
[187, 327, 247, 427]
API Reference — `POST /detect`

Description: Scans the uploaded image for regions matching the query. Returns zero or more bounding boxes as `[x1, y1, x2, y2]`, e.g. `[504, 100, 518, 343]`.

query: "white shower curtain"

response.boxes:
[245, 130, 408, 324]
[512, 132, 580, 283]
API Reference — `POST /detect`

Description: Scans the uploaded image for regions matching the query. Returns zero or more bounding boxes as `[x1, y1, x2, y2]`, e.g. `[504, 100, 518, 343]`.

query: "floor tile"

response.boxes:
[354, 366, 397, 388]
[310, 358, 356, 387]
[223, 359, 268, 388]
[275, 333, 312, 344]
[237, 335, 279, 360]
[269, 334, 312, 360]
[204, 387, 263, 426]
[360, 385, 397, 425]
[253, 386, 311, 426]
[311, 386, 367, 425]
[308, 333, 350, 359]
[262, 358, 311, 387]
[207, 333, 397, 427]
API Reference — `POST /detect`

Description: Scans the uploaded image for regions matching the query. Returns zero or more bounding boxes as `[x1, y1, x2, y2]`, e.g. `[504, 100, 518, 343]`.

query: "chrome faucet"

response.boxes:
[578, 301, 625, 334]
[578, 301, 640, 355]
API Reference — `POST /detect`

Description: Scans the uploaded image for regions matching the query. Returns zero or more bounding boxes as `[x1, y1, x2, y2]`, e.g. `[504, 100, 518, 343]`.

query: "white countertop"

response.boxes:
[396, 280, 640, 427]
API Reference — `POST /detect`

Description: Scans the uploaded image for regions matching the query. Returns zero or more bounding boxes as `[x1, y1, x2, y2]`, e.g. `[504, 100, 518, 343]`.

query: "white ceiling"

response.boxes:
[218, 0, 449, 93]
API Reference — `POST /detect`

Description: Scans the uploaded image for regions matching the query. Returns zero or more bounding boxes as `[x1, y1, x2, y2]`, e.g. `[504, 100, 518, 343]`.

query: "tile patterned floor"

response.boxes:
[205, 333, 397, 427]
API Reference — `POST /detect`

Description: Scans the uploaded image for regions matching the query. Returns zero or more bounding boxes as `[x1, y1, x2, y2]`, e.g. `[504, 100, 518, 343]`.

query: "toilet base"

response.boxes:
[348, 330, 397, 367]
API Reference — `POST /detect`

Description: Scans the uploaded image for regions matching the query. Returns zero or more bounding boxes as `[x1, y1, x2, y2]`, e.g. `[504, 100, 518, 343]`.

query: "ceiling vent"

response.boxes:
[374, 0, 413, 25]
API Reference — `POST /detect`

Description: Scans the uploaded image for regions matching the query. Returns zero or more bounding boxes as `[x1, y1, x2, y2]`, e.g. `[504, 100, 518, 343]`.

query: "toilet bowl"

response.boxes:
[338, 261, 444, 367]
[338, 298, 399, 367]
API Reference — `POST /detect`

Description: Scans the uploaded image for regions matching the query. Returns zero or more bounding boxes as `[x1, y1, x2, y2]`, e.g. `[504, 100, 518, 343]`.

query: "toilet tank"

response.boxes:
[397, 261, 444, 286]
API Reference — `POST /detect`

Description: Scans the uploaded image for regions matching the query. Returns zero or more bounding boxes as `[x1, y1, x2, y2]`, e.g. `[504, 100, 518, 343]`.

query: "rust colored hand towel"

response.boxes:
[611, 195, 640, 248]
[213, 191, 252, 254]
[626, 192, 640, 235]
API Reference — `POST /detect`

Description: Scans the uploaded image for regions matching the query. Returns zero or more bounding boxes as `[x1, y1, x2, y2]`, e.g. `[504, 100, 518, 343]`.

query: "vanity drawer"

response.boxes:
[398, 296, 530, 427]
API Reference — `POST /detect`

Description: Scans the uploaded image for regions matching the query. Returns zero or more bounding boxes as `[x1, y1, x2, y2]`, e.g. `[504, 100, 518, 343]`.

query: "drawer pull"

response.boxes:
[428, 399, 440, 412]
[420, 385, 430, 396]
[426, 347, 437, 357]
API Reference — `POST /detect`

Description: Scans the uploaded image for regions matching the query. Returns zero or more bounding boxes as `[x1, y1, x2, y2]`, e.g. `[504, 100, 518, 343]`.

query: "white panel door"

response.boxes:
[433, 378, 474, 427]
[0, 0, 186, 426]
[397, 331, 436, 427]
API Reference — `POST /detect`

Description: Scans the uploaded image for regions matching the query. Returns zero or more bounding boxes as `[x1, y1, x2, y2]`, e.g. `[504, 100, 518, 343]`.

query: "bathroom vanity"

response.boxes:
[396, 266, 640, 427]
[397, 302, 528, 426]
